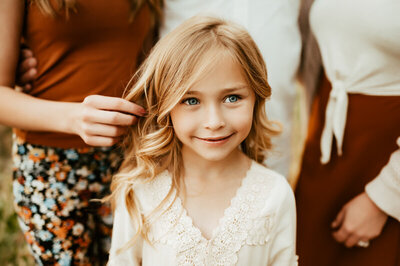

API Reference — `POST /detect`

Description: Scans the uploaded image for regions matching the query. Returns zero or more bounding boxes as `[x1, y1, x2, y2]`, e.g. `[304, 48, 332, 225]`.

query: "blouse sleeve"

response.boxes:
[268, 179, 298, 266]
[365, 137, 400, 221]
[108, 194, 143, 266]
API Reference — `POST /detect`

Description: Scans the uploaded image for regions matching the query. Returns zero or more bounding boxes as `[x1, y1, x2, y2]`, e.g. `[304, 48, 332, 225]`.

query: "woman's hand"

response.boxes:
[11, 47, 144, 147]
[331, 192, 388, 248]
[71, 95, 146, 147]
[16, 47, 37, 91]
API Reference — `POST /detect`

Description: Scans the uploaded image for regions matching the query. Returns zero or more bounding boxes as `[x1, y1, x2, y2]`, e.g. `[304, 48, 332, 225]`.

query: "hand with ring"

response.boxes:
[331, 192, 388, 248]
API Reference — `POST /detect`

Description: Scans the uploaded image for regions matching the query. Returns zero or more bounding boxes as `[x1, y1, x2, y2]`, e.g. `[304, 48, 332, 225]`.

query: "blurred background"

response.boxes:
[0, 126, 34, 265]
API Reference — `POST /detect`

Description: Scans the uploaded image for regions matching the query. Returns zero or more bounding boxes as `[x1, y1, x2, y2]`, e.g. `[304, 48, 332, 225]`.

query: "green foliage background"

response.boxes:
[0, 126, 34, 265]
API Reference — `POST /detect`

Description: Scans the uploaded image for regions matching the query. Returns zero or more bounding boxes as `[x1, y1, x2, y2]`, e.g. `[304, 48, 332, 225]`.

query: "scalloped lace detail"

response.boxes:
[142, 162, 275, 266]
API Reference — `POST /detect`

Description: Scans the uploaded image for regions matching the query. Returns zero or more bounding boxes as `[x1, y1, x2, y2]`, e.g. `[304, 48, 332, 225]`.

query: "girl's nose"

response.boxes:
[203, 105, 226, 130]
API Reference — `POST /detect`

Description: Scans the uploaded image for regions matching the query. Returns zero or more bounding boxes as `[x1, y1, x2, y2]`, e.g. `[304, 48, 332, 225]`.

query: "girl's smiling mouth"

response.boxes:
[195, 133, 235, 143]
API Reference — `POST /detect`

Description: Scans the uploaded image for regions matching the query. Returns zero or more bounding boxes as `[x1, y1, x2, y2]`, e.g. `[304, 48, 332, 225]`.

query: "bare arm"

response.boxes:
[0, 0, 24, 86]
[0, 0, 144, 147]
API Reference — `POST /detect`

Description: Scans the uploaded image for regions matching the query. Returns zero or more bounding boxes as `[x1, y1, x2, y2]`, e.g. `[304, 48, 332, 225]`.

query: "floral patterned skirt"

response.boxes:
[12, 139, 123, 266]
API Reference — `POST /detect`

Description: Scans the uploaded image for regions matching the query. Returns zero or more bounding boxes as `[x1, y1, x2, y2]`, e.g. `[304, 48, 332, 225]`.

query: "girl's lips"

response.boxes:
[196, 133, 234, 142]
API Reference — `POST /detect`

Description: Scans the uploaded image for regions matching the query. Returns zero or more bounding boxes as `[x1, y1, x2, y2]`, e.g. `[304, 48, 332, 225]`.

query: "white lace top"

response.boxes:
[108, 161, 298, 266]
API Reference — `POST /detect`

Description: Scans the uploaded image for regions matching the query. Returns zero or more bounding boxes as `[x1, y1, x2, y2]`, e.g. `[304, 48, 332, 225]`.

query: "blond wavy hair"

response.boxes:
[109, 15, 280, 250]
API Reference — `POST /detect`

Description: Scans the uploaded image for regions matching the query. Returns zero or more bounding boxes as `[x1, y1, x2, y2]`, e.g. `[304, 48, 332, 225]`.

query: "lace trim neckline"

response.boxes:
[147, 161, 274, 265]
[176, 161, 255, 242]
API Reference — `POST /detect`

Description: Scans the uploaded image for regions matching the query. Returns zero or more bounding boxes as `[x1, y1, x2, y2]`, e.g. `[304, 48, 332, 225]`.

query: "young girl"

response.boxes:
[108, 16, 297, 266]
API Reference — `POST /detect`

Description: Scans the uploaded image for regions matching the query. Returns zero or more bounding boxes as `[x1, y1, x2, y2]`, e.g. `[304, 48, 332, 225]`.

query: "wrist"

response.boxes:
[58, 101, 81, 135]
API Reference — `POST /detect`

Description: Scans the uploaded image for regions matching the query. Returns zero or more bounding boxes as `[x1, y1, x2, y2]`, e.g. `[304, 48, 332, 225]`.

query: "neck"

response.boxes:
[180, 147, 251, 183]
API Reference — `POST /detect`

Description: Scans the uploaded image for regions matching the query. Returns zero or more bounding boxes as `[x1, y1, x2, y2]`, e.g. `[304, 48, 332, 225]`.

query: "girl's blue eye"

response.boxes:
[183, 98, 199, 105]
[225, 95, 239, 103]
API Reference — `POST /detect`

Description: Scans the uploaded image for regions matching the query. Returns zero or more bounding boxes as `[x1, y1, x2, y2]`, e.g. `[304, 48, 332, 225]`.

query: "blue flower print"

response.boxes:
[52, 241, 62, 254]
[38, 230, 53, 241]
[18, 145, 26, 155]
[58, 252, 72, 266]
[30, 205, 38, 213]
[65, 149, 79, 161]
[67, 171, 77, 185]
[44, 198, 57, 210]
[50, 182, 68, 193]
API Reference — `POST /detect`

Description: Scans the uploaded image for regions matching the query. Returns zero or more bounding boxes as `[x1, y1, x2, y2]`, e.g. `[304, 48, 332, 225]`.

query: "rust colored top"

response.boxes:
[14, 0, 152, 148]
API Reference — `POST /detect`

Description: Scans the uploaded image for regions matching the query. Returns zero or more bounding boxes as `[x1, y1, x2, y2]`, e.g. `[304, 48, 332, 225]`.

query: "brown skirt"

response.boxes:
[295, 76, 400, 266]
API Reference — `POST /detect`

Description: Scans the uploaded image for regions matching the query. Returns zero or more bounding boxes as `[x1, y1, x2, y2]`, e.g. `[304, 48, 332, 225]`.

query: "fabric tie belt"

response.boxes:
[320, 82, 348, 164]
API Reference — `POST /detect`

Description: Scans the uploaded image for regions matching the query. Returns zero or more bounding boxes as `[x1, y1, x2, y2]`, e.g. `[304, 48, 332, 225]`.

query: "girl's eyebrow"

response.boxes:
[186, 85, 249, 95]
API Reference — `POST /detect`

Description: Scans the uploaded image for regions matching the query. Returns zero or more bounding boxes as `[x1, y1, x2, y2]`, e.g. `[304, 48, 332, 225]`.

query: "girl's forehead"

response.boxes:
[188, 50, 244, 83]
[185, 53, 251, 95]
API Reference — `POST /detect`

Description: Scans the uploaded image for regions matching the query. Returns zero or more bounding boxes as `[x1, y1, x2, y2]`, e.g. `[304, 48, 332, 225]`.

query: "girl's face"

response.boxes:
[170, 54, 256, 163]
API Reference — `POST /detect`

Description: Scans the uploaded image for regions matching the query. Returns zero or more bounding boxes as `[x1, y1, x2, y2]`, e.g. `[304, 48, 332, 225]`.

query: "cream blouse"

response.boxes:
[108, 162, 298, 265]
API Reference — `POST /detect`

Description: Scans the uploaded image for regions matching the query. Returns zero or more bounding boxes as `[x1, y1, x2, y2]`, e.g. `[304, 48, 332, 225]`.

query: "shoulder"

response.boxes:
[250, 161, 293, 195]
[248, 161, 295, 212]
[131, 171, 173, 215]
[111, 171, 173, 236]
[241, 161, 295, 245]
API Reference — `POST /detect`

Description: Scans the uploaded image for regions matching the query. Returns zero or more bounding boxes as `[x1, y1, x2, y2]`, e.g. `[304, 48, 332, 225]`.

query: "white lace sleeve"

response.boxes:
[365, 137, 400, 221]
[268, 179, 298, 266]
[108, 193, 143, 266]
